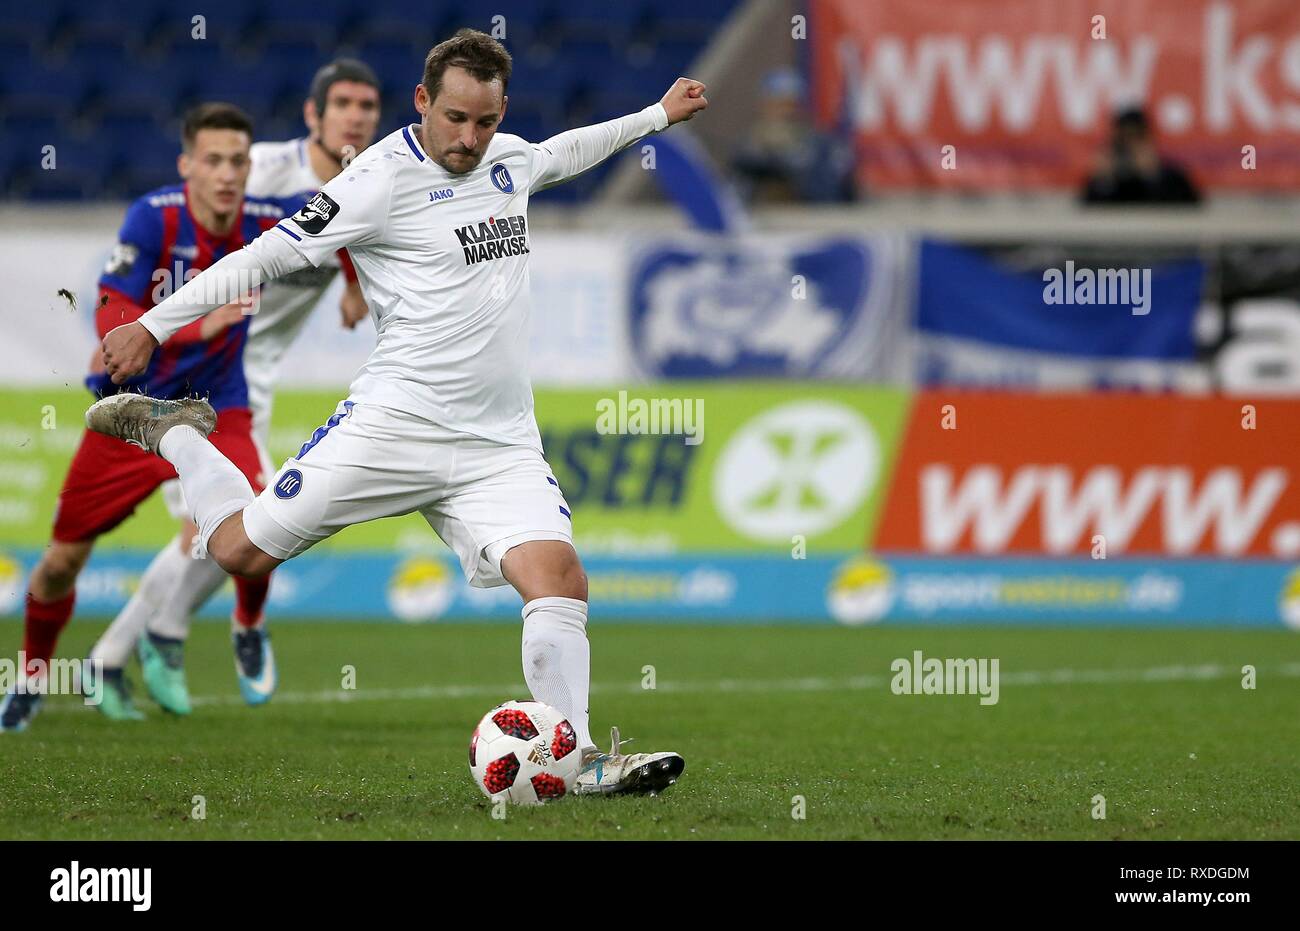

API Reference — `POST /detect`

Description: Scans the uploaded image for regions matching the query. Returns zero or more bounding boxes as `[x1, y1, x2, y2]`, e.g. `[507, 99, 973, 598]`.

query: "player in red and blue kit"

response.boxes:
[1, 103, 294, 731]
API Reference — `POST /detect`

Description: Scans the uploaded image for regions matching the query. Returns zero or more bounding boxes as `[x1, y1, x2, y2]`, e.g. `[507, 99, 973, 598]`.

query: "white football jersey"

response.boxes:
[270, 107, 665, 449]
[245, 138, 342, 339]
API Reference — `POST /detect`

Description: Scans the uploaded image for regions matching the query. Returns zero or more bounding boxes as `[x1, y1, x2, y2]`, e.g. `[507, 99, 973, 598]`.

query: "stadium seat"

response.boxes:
[439, 0, 552, 51]
[108, 127, 185, 198]
[145, 0, 262, 50]
[246, 0, 355, 50]
[195, 60, 294, 119]
[344, 0, 452, 46]
[157, 38, 226, 85]
[94, 60, 186, 124]
[0, 1, 727, 203]
[500, 111, 548, 145]
[351, 39, 424, 93]
[651, 38, 707, 76]
[54, 2, 164, 55]
[8, 136, 109, 200]
[0, 63, 87, 122]
[509, 55, 585, 118]
[548, 0, 652, 49]
[0, 3, 68, 50]
[645, 0, 739, 42]
[541, 40, 624, 110]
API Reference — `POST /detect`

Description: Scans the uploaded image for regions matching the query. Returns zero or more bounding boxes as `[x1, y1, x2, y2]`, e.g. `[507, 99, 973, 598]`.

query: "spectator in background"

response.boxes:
[731, 67, 857, 204]
[1082, 107, 1200, 205]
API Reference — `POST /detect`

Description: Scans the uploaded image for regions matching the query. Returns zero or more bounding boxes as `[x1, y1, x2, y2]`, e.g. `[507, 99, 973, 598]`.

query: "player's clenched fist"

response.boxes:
[659, 77, 708, 125]
[101, 321, 159, 384]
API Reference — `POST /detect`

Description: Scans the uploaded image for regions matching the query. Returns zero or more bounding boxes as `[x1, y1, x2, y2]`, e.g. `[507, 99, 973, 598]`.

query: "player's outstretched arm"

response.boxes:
[101, 232, 310, 384]
[529, 77, 708, 193]
[657, 77, 709, 125]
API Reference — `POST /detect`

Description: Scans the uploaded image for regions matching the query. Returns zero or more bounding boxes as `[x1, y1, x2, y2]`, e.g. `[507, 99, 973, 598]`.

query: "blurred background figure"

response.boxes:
[1081, 107, 1201, 206]
[730, 67, 857, 204]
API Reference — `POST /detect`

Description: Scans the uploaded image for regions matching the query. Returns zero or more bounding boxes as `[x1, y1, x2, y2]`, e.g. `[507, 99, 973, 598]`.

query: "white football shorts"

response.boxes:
[242, 401, 574, 587]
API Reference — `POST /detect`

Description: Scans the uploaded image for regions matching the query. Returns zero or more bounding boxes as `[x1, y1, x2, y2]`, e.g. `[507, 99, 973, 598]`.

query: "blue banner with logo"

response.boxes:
[914, 239, 1206, 389]
[626, 233, 908, 380]
[0, 549, 1295, 629]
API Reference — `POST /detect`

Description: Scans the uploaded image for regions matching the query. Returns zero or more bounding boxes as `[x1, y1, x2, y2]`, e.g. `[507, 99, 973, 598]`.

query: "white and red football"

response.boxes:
[469, 700, 581, 805]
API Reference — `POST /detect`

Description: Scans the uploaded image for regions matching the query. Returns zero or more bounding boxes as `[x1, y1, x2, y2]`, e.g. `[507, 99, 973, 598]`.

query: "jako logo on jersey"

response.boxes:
[429, 187, 454, 202]
[289, 192, 338, 234]
[454, 214, 529, 266]
[490, 162, 514, 194]
[274, 469, 304, 499]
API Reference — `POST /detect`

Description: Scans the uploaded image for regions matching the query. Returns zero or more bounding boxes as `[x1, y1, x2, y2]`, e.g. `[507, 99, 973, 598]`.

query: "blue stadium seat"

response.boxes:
[351, 39, 424, 93]
[651, 38, 706, 75]
[0, 63, 88, 121]
[99, 117, 170, 150]
[158, 38, 226, 86]
[552, 38, 622, 75]
[249, 0, 355, 48]
[97, 60, 187, 121]
[67, 38, 132, 76]
[146, 0, 262, 49]
[440, 0, 551, 51]
[0, 0, 730, 202]
[1, 123, 63, 187]
[548, 0, 652, 48]
[191, 66, 290, 121]
[500, 111, 548, 145]
[0, 3, 68, 49]
[110, 127, 184, 197]
[8, 136, 109, 199]
[57, 2, 165, 53]
[510, 55, 585, 113]
[645, 0, 738, 42]
[259, 36, 339, 71]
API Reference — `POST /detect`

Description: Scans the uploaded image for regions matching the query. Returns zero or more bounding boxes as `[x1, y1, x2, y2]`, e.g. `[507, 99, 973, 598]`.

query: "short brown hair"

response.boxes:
[181, 102, 254, 150]
[422, 29, 512, 102]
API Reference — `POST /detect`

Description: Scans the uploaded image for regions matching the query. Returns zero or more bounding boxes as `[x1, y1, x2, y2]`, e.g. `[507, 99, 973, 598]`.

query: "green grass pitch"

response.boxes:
[0, 619, 1296, 840]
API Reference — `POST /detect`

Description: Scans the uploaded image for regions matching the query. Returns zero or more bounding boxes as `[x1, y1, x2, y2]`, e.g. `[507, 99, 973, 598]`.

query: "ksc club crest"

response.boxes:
[490, 162, 514, 194]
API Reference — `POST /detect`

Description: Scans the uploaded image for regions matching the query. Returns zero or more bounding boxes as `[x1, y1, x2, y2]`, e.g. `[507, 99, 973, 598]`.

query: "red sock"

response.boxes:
[22, 590, 76, 678]
[233, 575, 271, 628]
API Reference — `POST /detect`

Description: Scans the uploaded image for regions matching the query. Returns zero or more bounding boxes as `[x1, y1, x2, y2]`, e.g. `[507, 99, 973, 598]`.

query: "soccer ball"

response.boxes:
[469, 700, 581, 804]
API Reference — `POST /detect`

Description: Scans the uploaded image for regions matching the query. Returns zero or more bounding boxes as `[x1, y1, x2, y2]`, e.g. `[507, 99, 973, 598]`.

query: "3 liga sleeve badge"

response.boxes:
[289, 192, 339, 235]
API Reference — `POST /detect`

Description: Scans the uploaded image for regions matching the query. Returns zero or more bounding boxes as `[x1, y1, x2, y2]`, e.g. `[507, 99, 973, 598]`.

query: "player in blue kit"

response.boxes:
[0, 104, 293, 731]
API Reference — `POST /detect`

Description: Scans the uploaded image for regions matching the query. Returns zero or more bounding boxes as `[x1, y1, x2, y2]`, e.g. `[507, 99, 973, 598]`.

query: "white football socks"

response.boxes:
[158, 426, 254, 554]
[148, 542, 228, 641]
[521, 596, 594, 752]
[88, 533, 230, 667]
[89, 536, 190, 668]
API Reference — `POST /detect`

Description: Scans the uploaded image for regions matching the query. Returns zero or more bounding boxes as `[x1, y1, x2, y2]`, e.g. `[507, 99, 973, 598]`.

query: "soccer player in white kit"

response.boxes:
[92, 30, 707, 795]
[87, 61, 383, 716]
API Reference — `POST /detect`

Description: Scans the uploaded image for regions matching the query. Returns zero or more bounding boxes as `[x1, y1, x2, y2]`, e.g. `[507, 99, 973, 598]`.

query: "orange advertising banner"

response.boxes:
[810, 0, 1300, 190]
[874, 392, 1300, 558]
